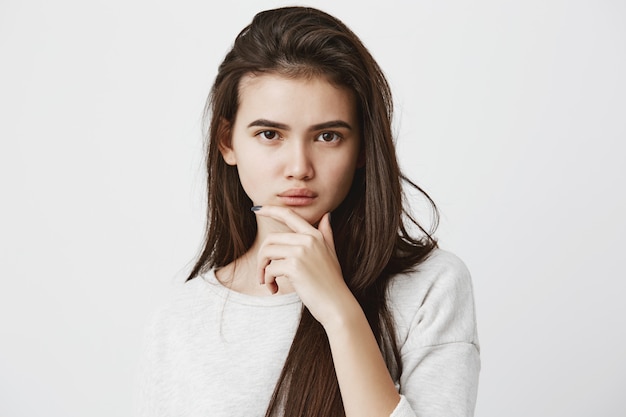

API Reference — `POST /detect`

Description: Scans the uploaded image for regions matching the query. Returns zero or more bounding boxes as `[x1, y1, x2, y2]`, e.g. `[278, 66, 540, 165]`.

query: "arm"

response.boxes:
[322, 290, 401, 417]
[254, 206, 401, 417]
[390, 251, 480, 416]
[254, 207, 480, 417]
[324, 253, 480, 417]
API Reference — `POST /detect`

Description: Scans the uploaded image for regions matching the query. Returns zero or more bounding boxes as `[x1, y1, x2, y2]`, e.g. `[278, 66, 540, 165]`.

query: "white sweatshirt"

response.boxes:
[137, 249, 480, 416]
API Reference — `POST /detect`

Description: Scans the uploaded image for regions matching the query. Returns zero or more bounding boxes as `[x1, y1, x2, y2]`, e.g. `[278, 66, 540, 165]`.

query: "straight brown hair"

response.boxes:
[187, 7, 438, 416]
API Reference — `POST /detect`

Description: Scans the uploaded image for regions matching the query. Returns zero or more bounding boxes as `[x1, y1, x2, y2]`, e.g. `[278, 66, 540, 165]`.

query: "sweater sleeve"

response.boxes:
[388, 250, 481, 417]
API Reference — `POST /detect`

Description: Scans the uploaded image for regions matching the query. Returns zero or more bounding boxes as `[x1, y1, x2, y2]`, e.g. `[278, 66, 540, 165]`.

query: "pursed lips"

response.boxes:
[277, 188, 318, 206]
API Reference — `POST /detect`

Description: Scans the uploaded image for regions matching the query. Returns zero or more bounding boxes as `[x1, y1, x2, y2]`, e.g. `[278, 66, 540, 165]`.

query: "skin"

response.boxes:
[221, 72, 361, 228]
[218, 73, 400, 417]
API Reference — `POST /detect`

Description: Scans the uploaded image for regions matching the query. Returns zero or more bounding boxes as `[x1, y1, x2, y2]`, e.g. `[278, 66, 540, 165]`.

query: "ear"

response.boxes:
[217, 118, 237, 166]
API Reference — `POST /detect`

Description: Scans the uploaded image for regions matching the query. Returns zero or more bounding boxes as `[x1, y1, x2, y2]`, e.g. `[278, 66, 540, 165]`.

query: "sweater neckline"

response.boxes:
[200, 269, 302, 307]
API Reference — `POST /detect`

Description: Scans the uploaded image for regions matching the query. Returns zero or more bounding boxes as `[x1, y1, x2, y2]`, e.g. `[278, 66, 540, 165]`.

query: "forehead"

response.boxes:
[235, 73, 357, 126]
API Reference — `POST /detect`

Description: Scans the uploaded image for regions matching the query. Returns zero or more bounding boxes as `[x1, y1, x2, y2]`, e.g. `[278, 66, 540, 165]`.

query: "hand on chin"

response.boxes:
[256, 205, 322, 230]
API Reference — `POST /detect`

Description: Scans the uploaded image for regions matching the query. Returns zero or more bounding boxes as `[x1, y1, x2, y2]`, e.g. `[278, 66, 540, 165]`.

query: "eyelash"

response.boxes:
[255, 130, 343, 143]
[257, 130, 280, 140]
[316, 131, 342, 143]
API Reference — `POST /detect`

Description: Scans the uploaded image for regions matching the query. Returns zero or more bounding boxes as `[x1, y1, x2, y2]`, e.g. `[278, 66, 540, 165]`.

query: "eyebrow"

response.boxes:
[247, 119, 353, 131]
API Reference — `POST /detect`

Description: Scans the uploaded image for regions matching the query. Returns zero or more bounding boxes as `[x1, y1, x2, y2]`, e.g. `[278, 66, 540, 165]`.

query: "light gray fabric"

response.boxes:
[136, 249, 480, 416]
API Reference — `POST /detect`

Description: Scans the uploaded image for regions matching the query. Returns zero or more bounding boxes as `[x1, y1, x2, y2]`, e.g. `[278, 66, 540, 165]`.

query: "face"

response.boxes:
[220, 73, 361, 225]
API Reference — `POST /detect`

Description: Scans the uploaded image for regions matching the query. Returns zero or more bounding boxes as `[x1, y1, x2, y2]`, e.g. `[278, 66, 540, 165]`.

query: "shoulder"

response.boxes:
[153, 276, 210, 315]
[387, 249, 473, 309]
[142, 276, 215, 344]
[387, 248, 479, 350]
[387, 251, 481, 415]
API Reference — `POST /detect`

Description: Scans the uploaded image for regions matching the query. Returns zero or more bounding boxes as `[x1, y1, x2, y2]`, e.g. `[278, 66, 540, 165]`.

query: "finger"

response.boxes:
[263, 260, 283, 295]
[256, 243, 304, 281]
[264, 275, 279, 294]
[260, 232, 317, 248]
[256, 241, 302, 285]
[317, 212, 335, 252]
[252, 205, 317, 235]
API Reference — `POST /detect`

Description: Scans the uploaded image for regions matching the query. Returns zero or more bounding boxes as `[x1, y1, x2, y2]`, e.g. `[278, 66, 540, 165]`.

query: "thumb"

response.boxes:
[317, 212, 335, 252]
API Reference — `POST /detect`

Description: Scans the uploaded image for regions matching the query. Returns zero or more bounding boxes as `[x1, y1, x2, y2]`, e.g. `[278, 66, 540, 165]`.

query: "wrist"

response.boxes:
[321, 291, 366, 337]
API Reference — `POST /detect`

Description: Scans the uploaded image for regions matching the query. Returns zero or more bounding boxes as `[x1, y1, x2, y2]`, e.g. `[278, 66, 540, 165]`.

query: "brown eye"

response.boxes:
[261, 130, 277, 140]
[316, 132, 340, 143]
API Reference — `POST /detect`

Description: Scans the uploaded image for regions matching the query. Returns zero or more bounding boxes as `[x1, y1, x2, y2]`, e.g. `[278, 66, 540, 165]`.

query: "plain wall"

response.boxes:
[1, 0, 624, 415]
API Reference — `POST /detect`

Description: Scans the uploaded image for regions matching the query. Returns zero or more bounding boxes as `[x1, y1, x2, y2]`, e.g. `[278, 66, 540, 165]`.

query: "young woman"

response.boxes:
[138, 6, 480, 417]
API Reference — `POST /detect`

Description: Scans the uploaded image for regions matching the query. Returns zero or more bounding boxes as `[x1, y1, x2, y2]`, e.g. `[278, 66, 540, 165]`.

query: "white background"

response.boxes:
[1, 0, 624, 416]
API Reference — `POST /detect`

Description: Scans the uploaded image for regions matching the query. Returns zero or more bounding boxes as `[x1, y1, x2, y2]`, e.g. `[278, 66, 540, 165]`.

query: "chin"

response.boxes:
[287, 206, 325, 225]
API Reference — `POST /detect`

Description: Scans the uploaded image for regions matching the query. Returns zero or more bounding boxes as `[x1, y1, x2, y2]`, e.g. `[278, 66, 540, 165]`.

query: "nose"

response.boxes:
[284, 141, 314, 180]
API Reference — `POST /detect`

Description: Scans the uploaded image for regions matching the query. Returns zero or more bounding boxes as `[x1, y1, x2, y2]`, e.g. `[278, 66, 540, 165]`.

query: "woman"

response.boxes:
[138, 6, 480, 417]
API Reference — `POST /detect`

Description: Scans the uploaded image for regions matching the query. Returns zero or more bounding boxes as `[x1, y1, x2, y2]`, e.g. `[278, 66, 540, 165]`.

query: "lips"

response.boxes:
[277, 188, 318, 206]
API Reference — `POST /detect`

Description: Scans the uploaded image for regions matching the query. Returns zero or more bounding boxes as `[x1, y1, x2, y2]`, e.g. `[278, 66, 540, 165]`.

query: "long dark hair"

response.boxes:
[187, 7, 438, 417]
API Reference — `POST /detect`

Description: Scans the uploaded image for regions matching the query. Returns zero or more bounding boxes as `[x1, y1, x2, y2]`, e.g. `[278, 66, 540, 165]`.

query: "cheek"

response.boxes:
[234, 155, 272, 201]
[327, 161, 358, 201]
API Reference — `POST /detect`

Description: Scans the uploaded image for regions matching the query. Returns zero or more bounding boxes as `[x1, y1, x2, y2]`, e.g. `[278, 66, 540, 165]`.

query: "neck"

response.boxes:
[215, 216, 296, 296]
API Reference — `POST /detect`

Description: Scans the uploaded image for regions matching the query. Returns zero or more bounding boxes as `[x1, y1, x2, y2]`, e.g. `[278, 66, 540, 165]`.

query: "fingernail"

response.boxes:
[251, 205, 262, 212]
